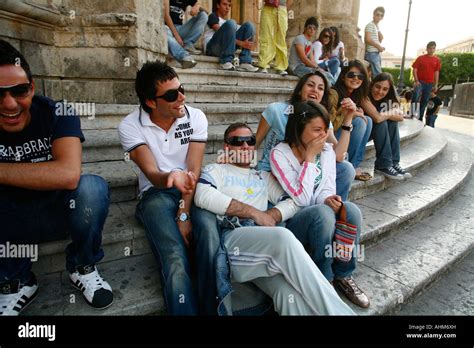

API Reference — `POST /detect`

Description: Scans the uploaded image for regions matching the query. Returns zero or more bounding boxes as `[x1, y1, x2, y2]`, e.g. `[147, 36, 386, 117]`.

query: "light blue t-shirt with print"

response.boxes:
[257, 101, 333, 172]
[257, 102, 291, 172]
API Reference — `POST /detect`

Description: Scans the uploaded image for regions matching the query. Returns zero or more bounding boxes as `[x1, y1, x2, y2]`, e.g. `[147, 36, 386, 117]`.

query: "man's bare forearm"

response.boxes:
[226, 199, 260, 220]
[266, 207, 282, 223]
[0, 161, 80, 190]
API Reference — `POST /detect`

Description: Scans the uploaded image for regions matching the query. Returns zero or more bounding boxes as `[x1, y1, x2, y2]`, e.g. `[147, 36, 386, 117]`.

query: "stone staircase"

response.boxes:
[27, 55, 473, 315]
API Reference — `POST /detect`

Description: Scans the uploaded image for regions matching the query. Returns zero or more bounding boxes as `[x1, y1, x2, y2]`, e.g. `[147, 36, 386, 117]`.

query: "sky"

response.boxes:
[358, 0, 474, 58]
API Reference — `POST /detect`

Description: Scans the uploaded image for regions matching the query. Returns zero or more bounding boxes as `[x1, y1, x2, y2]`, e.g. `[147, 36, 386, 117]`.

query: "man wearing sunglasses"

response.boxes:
[118, 61, 219, 315]
[364, 6, 385, 77]
[0, 40, 113, 315]
[194, 123, 355, 315]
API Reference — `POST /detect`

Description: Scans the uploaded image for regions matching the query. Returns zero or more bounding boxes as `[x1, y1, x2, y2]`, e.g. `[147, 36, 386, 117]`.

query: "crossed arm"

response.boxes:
[0, 137, 82, 190]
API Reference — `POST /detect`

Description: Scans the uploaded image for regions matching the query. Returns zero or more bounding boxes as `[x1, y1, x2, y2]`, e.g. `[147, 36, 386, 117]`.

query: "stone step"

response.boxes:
[28, 137, 472, 315]
[80, 103, 270, 130]
[396, 250, 473, 315]
[38, 125, 450, 273]
[175, 68, 298, 89]
[81, 117, 424, 163]
[167, 51, 260, 70]
[81, 121, 434, 204]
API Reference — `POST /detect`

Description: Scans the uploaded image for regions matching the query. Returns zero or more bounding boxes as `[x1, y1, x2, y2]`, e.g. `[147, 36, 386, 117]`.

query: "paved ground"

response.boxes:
[397, 110, 473, 315]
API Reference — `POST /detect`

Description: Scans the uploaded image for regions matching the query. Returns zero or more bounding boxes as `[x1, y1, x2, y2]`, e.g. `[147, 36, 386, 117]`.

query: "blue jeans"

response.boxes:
[336, 160, 355, 201]
[166, 11, 208, 61]
[318, 57, 340, 80]
[336, 116, 373, 169]
[426, 114, 438, 128]
[136, 187, 220, 315]
[292, 64, 336, 85]
[285, 202, 362, 280]
[364, 51, 382, 77]
[371, 120, 401, 169]
[412, 82, 433, 120]
[0, 174, 110, 283]
[206, 20, 255, 64]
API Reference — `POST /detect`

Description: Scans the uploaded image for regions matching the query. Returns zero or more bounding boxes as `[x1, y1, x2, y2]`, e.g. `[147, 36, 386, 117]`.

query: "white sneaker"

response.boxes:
[70, 265, 113, 309]
[259, 68, 268, 73]
[0, 275, 38, 316]
[184, 44, 201, 55]
[237, 63, 259, 72]
[220, 62, 235, 70]
[180, 56, 197, 69]
[277, 69, 288, 76]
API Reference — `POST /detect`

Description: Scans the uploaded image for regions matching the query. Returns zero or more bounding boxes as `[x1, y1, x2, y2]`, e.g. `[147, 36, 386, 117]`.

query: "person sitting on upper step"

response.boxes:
[368, 72, 412, 180]
[269, 100, 370, 309]
[118, 61, 221, 315]
[203, 0, 259, 72]
[255, 70, 356, 202]
[0, 39, 113, 315]
[164, 0, 208, 69]
[194, 122, 356, 315]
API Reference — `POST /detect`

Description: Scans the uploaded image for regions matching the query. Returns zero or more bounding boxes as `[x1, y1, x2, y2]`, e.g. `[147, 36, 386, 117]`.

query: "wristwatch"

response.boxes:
[176, 212, 190, 222]
[341, 124, 353, 132]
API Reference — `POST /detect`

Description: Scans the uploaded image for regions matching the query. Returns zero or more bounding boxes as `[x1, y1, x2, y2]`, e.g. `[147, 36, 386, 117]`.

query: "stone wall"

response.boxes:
[0, 0, 167, 104]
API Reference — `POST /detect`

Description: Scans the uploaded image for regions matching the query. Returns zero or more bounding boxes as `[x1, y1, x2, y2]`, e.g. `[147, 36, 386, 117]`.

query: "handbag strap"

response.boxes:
[337, 202, 347, 222]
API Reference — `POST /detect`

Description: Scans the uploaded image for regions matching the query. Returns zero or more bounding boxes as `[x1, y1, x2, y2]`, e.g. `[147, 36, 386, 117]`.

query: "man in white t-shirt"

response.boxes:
[364, 6, 385, 77]
[118, 61, 219, 315]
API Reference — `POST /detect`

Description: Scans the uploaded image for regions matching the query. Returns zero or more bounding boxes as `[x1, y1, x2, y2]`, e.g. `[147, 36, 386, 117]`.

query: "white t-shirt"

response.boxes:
[331, 41, 344, 58]
[204, 14, 227, 51]
[365, 21, 380, 53]
[118, 105, 208, 194]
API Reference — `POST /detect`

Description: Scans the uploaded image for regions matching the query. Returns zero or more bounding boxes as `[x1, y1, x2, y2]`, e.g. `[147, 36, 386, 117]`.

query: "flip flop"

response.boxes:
[355, 171, 372, 181]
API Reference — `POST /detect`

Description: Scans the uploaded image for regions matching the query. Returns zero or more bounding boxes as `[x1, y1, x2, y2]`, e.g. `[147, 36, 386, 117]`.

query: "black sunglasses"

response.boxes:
[155, 85, 184, 102]
[0, 83, 32, 100]
[346, 72, 365, 80]
[225, 135, 256, 146]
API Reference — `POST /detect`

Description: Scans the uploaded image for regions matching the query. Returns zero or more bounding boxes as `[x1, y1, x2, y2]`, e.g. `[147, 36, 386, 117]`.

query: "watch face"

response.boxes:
[179, 213, 189, 221]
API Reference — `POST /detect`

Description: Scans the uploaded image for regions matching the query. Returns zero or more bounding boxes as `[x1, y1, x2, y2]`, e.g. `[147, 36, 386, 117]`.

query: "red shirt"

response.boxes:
[412, 54, 441, 84]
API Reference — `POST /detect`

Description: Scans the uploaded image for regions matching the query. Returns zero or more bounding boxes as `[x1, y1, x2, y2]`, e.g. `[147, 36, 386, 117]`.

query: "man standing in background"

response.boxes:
[364, 6, 385, 77]
[411, 41, 441, 121]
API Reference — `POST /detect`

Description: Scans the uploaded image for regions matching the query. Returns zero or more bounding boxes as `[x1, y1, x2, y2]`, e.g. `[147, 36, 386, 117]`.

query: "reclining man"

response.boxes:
[118, 61, 220, 315]
[194, 122, 355, 315]
[0, 39, 113, 315]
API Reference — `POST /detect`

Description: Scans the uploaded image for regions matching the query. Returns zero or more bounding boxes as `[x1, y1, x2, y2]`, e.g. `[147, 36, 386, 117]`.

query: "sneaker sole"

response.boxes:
[69, 279, 114, 310]
[15, 286, 39, 315]
[375, 170, 405, 181]
[181, 61, 197, 69]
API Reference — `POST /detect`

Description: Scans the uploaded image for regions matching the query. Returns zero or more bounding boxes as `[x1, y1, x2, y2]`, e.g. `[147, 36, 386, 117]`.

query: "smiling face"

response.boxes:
[300, 75, 325, 103]
[343, 67, 364, 93]
[224, 126, 255, 168]
[371, 80, 390, 102]
[321, 31, 331, 45]
[148, 77, 186, 121]
[300, 116, 327, 147]
[0, 64, 34, 133]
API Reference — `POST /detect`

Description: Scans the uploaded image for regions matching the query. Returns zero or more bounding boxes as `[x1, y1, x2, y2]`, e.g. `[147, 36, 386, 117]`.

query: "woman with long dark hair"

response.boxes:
[270, 100, 370, 308]
[369, 72, 411, 179]
[312, 28, 340, 83]
[256, 70, 357, 201]
[332, 60, 373, 181]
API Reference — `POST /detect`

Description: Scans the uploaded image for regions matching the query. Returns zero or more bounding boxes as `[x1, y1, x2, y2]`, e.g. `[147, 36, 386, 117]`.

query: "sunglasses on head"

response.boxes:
[346, 72, 365, 80]
[155, 85, 184, 102]
[0, 83, 32, 100]
[225, 135, 256, 146]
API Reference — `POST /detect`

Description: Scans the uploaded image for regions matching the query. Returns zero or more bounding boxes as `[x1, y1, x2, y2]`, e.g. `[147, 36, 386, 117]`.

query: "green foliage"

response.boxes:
[382, 67, 413, 88]
[436, 53, 474, 85]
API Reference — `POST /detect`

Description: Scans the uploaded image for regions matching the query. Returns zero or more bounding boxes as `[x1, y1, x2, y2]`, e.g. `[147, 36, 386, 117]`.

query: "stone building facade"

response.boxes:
[0, 0, 363, 105]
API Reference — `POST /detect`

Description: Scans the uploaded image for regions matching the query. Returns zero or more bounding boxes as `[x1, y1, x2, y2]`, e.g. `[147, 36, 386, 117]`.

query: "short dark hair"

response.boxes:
[334, 59, 370, 105]
[373, 6, 385, 15]
[284, 100, 329, 148]
[427, 41, 436, 48]
[224, 122, 253, 142]
[0, 39, 33, 83]
[135, 61, 178, 114]
[369, 72, 400, 106]
[304, 17, 319, 30]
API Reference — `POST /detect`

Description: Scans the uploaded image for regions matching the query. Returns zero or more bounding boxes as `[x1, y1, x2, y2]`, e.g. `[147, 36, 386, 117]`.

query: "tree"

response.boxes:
[437, 53, 474, 85]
